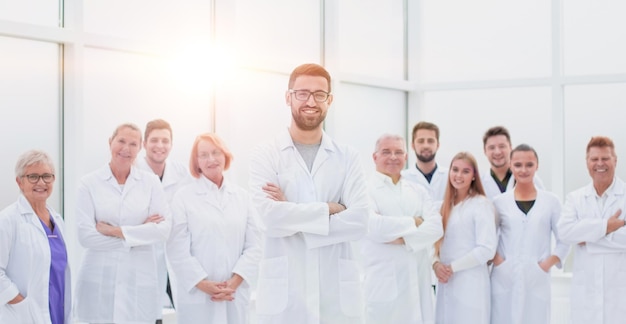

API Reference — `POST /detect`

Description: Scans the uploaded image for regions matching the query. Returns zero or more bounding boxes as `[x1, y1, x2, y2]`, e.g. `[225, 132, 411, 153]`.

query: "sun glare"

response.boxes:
[168, 42, 238, 94]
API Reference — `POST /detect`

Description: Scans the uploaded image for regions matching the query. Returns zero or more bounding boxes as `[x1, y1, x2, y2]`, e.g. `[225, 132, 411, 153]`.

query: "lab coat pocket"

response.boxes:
[2, 297, 35, 324]
[364, 262, 398, 303]
[338, 259, 363, 317]
[529, 262, 550, 301]
[490, 259, 512, 295]
[256, 256, 288, 315]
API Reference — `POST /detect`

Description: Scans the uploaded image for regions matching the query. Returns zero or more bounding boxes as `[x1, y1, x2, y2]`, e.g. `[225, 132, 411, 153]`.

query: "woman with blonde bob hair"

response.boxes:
[167, 132, 261, 324]
[433, 152, 497, 324]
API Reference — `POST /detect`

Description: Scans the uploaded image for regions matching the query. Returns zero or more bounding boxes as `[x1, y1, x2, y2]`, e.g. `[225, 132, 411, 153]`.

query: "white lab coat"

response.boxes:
[490, 190, 570, 324]
[435, 195, 497, 324]
[136, 157, 191, 310]
[557, 177, 626, 324]
[249, 129, 369, 324]
[401, 164, 448, 206]
[166, 176, 261, 324]
[481, 170, 545, 200]
[363, 172, 443, 324]
[0, 195, 71, 324]
[74, 165, 171, 323]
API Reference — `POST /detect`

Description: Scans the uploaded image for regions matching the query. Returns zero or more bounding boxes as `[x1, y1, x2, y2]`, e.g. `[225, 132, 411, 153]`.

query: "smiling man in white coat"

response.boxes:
[363, 134, 443, 324]
[136, 119, 190, 321]
[557, 136, 626, 324]
[481, 126, 544, 200]
[250, 63, 369, 324]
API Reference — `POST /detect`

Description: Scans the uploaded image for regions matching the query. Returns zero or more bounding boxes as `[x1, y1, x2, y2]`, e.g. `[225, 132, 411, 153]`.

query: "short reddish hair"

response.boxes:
[189, 133, 233, 178]
[586, 136, 616, 157]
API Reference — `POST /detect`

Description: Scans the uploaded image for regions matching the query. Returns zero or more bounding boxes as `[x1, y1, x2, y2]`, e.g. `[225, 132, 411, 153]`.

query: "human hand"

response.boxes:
[538, 255, 560, 273]
[196, 279, 235, 301]
[263, 183, 286, 201]
[433, 262, 453, 283]
[414, 216, 424, 227]
[386, 237, 405, 245]
[492, 253, 504, 267]
[328, 202, 346, 216]
[606, 209, 624, 235]
[96, 221, 123, 238]
[143, 214, 165, 224]
[7, 294, 24, 305]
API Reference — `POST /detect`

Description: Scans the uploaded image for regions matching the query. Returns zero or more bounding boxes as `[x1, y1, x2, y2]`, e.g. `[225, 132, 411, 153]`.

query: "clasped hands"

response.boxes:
[196, 275, 243, 302]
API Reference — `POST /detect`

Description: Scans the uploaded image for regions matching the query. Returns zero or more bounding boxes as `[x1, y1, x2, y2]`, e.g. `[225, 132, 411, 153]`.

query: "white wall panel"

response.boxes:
[421, 0, 551, 82]
[420, 87, 553, 190]
[234, 0, 321, 72]
[564, 83, 626, 194]
[327, 83, 406, 177]
[84, 0, 212, 46]
[564, 1, 626, 76]
[81, 48, 213, 175]
[338, 0, 404, 80]
[0, 36, 60, 210]
[215, 69, 291, 186]
[0, 0, 59, 27]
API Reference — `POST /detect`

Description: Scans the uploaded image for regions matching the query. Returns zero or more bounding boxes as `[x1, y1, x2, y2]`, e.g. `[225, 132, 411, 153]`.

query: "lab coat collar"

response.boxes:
[372, 171, 402, 188]
[583, 177, 622, 198]
[276, 127, 335, 153]
[97, 164, 144, 184]
[16, 194, 60, 235]
[195, 174, 236, 195]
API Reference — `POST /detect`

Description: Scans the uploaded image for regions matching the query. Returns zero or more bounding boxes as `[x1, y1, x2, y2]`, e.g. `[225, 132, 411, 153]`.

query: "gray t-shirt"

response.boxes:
[294, 142, 321, 172]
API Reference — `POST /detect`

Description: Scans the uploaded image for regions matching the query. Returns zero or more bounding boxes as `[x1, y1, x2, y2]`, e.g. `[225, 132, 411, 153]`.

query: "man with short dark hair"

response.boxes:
[402, 121, 448, 206]
[481, 125, 543, 200]
[249, 63, 369, 324]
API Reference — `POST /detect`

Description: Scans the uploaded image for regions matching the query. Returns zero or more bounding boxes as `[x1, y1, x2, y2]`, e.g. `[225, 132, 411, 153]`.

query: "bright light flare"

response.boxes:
[167, 42, 238, 95]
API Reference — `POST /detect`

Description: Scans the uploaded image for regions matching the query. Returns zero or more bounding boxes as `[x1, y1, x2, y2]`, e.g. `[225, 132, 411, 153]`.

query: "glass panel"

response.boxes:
[82, 48, 213, 177]
[563, 1, 626, 75]
[564, 84, 626, 194]
[338, 0, 405, 80]
[215, 69, 292, 186]
[235, 0, 321, 71]
[0, 36, 60, 209]
[421, 0, 551, 82]
[84, 0, 212, 45]
[0, 0, 59, 27]
[419, 87, 553, 189]
[328, 84, 406, 176]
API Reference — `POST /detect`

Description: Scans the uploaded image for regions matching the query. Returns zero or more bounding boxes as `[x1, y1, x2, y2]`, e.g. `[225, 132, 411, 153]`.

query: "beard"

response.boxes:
[291, 105, 327, 131]
[416, 151, 436, 163]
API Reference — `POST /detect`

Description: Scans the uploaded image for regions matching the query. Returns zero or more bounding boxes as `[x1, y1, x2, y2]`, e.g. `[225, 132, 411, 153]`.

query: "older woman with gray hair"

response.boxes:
[0, 150, 70, 324]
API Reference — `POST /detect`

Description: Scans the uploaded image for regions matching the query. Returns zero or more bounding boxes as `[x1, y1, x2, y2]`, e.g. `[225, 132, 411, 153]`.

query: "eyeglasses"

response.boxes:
[378, 150, 406, 158]
[198, 150, 224, 160]
[289, 89, 330, 103]
[22, 173, 55, 184]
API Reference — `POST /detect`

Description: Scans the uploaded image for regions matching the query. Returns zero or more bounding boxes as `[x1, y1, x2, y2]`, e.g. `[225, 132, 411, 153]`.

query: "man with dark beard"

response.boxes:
[402, 121, 448, 207]
[249, 63, 370, 324]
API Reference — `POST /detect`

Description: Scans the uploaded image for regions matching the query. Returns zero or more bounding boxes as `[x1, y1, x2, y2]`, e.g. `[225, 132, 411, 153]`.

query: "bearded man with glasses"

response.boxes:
[250, 63, 370, 324]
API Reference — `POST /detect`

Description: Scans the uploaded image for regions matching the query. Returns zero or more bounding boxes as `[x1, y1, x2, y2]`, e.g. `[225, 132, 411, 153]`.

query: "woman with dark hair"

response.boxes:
[433, 152, 497, 324]
[490, 144, 569, 324]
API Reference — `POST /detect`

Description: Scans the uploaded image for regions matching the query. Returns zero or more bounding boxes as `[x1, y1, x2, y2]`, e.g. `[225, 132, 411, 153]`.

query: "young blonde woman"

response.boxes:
[490, 144, 569, 324]
[433, 152, 497, 324]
